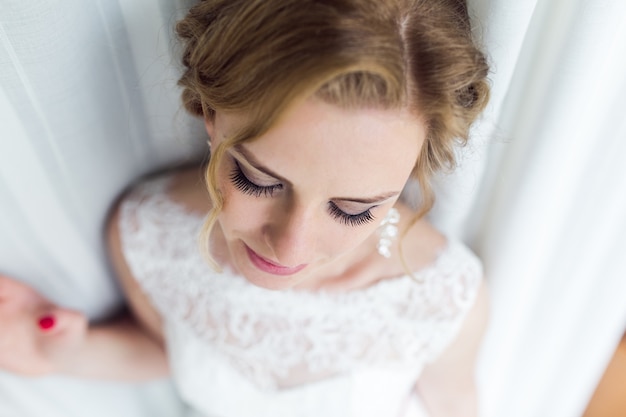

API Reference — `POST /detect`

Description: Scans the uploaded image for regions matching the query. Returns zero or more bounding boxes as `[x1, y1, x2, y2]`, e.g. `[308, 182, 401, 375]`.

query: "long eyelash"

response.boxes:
[328, 202, 375, 227]
[229, 161, 282, 197]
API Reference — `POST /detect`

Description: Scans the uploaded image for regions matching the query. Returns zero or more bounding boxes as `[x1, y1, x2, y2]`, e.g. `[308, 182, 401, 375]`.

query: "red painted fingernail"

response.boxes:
[38, 316, 56, 331]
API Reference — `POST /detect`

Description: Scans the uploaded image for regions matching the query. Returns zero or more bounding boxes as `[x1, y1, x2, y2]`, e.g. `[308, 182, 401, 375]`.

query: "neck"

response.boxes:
[292, 232, 382, 292]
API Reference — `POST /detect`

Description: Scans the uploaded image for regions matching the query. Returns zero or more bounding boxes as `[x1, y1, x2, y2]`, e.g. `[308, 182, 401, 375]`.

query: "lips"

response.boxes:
[245, 245, 306, 276]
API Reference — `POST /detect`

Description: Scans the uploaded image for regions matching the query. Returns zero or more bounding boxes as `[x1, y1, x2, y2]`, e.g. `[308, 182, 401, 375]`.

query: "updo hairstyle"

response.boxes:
[176, 0, 489, 263]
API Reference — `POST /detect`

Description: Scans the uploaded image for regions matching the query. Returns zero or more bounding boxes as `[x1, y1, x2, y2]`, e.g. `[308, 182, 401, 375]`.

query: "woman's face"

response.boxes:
[0, 275, 87, 375]
[206, 98, 426, 290]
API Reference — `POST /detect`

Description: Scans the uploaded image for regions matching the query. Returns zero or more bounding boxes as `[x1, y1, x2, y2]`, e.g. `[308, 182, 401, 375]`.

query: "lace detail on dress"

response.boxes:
[119, 174, 483, 391]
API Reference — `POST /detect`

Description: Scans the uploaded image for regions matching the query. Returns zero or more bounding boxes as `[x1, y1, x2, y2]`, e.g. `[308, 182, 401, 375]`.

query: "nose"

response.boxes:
[263, 202, 317, 267]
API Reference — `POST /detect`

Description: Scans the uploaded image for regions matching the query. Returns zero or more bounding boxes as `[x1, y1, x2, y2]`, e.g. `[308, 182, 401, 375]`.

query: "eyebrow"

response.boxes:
[335, 192, 400, 204]
[232, 145, 291, 184]
[232, 144, 400, 205]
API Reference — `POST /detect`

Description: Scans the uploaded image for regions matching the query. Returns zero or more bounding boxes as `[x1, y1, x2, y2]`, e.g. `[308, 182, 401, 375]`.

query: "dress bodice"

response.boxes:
[118, 174, 483, 417]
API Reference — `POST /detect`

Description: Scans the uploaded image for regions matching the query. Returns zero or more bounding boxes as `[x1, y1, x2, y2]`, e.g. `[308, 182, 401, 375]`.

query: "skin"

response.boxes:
[0, 274, 168, 380]
[0, 275, 87, 375]
[205, 97, 433, 291]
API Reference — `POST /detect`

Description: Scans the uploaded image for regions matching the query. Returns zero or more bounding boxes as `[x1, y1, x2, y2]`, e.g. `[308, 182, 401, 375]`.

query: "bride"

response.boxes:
[0, 1, 490, 416]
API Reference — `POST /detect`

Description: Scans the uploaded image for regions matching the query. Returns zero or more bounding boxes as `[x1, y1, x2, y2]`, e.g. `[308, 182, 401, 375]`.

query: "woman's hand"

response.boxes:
[0, 274, 169, 381]
[0, 274, 88, 376]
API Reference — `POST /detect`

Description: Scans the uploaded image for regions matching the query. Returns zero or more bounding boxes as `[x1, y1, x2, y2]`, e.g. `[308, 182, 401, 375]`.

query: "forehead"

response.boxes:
[219, 98, 425, 171]
[231, 99, 424, 191]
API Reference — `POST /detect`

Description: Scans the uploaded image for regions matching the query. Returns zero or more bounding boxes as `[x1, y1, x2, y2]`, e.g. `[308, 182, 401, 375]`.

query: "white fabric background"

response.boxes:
[469, 1, 626, 416]
[1, 0, 625, 416]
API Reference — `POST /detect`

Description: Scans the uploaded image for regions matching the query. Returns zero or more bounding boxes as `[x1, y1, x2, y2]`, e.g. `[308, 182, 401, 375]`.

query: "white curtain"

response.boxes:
[1, 1, 625, 416]
[0, 0, 204, 318]
[467, 1, 626, 417]
[0, 0, 200, 415]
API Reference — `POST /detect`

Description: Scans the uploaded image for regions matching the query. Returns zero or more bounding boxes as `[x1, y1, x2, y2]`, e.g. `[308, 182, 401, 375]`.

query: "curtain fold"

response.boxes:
[1, 1, 197, 416]
[471, 1, 626, 416]
[0, 0, 205, 318]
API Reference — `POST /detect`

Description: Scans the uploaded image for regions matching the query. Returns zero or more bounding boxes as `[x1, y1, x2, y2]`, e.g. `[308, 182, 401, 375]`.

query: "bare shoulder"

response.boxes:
[393, 204, 489, 372]
[106, 194, 164, 343]
[164, 165, 211, 214]
[104, 164, 208, 344]
[384, 204, 489, 413]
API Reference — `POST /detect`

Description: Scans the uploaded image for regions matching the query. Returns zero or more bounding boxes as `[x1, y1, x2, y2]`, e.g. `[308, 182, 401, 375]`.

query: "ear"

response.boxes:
[204, 116, 215, 141]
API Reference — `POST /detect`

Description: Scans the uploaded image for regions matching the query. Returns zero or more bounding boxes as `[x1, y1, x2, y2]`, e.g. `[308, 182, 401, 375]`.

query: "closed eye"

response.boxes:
[328, 201, 375, 226]
[229, 160, 283, 197]
[229, 155, 376, 226]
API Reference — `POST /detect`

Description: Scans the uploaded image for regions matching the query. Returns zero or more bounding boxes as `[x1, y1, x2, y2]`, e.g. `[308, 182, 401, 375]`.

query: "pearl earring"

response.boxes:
[377, 208, 400, 258]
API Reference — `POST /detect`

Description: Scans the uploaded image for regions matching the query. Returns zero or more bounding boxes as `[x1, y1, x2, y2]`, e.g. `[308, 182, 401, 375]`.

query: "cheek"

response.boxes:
[218, 187, 271, 238]
[318, 221, 380, 258]
[215, 165, 244, 232]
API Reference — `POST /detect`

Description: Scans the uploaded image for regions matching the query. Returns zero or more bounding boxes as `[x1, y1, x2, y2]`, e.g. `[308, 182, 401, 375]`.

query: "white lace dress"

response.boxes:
[118, 174, 483, 417]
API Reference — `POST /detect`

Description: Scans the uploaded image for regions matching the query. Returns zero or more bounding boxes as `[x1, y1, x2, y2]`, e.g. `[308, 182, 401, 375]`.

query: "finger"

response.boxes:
[38, 315, 56, 331]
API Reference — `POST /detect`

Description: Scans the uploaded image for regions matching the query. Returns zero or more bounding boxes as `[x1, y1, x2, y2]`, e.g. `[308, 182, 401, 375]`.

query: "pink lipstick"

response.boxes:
[245, 245, 306, 276]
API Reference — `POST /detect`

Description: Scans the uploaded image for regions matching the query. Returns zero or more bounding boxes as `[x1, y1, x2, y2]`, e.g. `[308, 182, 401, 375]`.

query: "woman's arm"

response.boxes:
[415, 280, 490, 417]
[42, 195, 171, 381]
[105, 166, 209, 345]
[105, 198, 165, 345]
[59, 313, 169, 381]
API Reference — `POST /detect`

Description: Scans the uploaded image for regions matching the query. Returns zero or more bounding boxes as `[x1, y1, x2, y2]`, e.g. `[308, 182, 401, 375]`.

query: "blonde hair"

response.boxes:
[176, 0, 489, 267]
